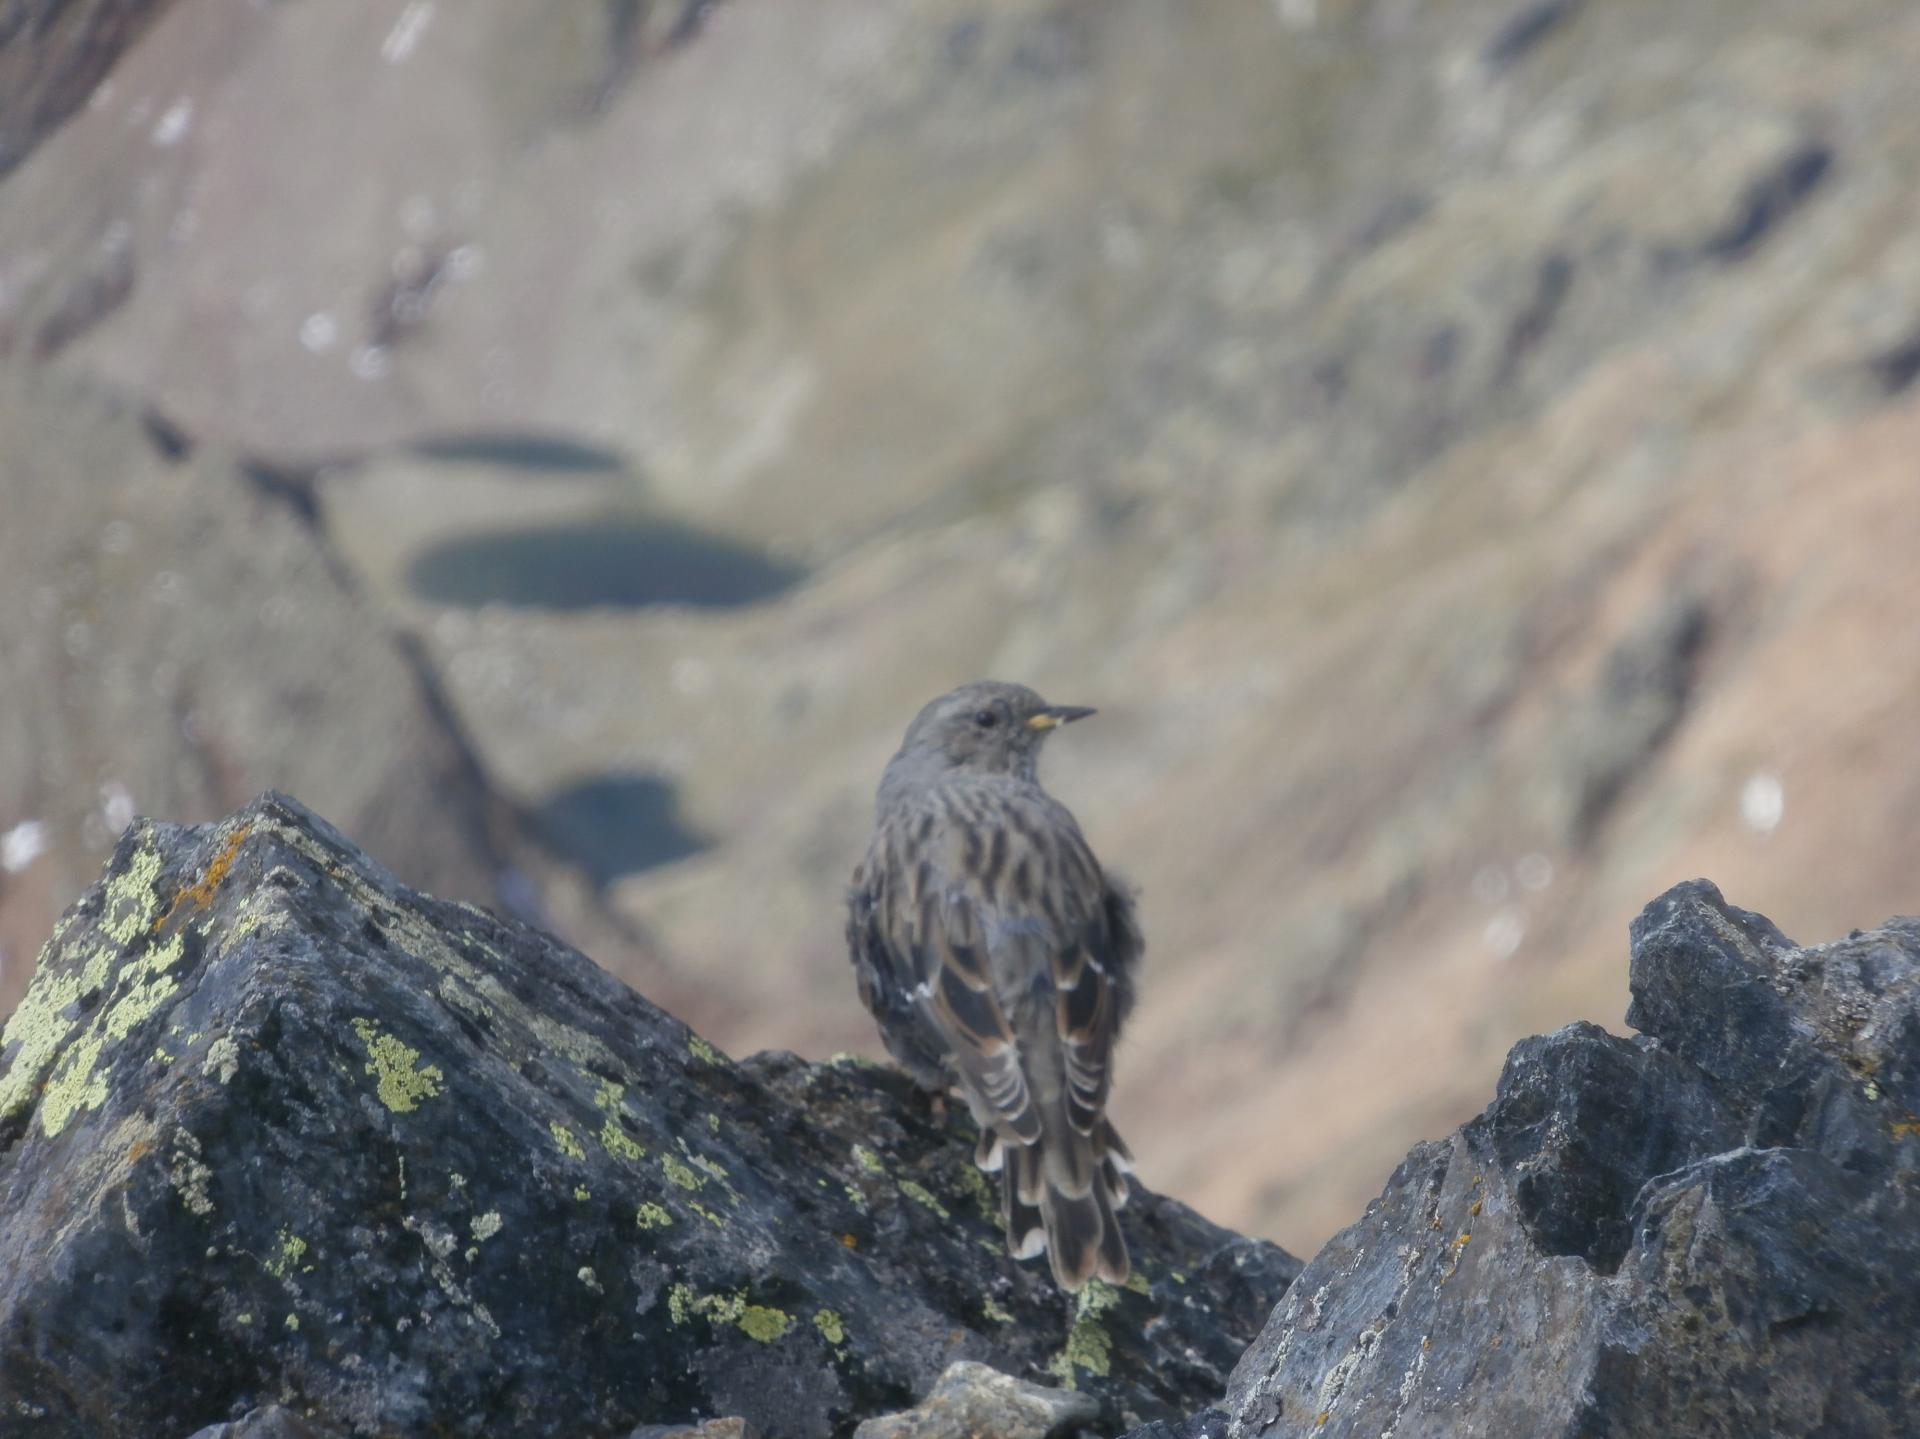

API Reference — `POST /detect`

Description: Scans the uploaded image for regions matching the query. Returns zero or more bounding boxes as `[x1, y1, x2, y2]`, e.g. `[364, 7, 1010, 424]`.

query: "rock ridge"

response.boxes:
[1218, 880, 1920, 1438]
[0, 793, 1297, 1438]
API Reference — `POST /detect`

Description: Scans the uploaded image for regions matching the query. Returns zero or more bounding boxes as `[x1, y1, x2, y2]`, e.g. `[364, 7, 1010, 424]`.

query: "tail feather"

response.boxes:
[989, 1118, 1133, 1290]
[1002, 1156, 1048, 1259]
[1040, 1177, 1128, 1289]
[976, 1127, 1004, 1173]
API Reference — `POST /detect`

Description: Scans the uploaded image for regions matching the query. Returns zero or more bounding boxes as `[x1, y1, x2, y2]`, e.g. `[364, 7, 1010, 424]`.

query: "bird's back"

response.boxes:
[846, 768, 1142, 1288]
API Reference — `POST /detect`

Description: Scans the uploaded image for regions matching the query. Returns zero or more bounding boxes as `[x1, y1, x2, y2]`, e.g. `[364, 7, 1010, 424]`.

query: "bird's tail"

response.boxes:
[994, 1115, 1132, 1290]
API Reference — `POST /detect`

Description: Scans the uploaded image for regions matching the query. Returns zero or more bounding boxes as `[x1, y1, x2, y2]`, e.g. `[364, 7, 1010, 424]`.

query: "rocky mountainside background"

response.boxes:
[3, 0, 1920, 1254]
[1, 798, 1912, 1436]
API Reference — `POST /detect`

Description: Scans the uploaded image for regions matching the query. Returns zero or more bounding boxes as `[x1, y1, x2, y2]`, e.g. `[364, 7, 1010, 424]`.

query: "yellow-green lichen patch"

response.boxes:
[40, 1034, 109, 1137]
[661, 1155, 704, 1190]
[0, 954, 89, 1123]
[550, 1123, 587, 1160]
[265, 1230, 309, 1279]
[707, 1112, 721, 1133]
[687, 1035, 723, 1065]
[828, 1051, 883, 1069]
[471, 1212, 504, 1242]
[635, 1203, 673, 1230]
[982, 1297, 1014, 1325]
[1047, 1279, 1121, 1387]
[350, 1020, 443, 1113]
[601, 1120, 644, 1161]
[573, 1185, 592, 1201]
[813, 1309, 845, 1345]
[667, 1284, 791, 1342]
[101, 837, 166, 944]
[592, 1077, 624, 1111]
[688, 1201, 727, 1227]
[284, 1314, 299, 1331]
[738, 1305, 792, 1343]
[851, 1144, 886, 1176]
[898, 1180, 949, 1218]
[1123, 1267, 1151, 1295]
[5, 882, 190, 1136]
[169, 1130, 215, 1215]
[202, 1035, 241, 1084]
[953, 1156, 995, 1215]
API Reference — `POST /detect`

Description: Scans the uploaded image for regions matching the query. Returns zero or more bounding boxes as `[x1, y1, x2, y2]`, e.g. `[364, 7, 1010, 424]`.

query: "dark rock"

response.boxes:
[1220, 878, 1920, 1437]
[0, 794, 1298, 1438]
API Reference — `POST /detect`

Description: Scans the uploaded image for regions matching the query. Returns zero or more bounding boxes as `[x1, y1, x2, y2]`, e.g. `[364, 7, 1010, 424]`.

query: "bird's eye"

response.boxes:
[972, 709, 999, 729]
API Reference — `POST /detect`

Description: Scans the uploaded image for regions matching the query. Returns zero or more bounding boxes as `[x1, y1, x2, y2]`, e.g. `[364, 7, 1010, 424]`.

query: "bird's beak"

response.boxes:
[1026, 705, 1097, 731]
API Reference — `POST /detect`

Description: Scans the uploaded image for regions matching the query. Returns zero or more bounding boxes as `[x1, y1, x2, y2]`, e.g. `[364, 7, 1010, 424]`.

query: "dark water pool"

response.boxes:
[533, 773, 710, 884]
[407, 518, 804, 611]
[406, 431, 628, 474]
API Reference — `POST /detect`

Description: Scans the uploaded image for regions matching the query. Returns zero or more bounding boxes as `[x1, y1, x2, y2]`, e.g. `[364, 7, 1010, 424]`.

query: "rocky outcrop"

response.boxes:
[0, 794, 1298, 1438]
[1220, 880, 1920, 1438]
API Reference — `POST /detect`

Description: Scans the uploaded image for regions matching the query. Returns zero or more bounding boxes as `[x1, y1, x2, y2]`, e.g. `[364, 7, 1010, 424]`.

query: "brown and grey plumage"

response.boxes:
[846, 680, 1143, 1289]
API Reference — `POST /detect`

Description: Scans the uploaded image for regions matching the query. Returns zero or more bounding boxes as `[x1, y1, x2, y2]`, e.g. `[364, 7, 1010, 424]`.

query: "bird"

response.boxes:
[845, 680, 1143, 1289]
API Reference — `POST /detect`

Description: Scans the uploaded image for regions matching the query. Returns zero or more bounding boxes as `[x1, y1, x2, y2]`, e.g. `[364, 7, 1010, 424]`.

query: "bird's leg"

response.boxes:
[907, 1082, 948, 1127]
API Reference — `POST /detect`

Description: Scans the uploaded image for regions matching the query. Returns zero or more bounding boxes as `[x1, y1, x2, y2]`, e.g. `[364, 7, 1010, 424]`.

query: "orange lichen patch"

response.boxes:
[839, 1233, 859, 1249]
[1452, 1232, 1472, 1250]
[127, 1136, 153, 1165]
[1316, 1412, 1330, 1426]
[1891, 1116, 1920, 1139]
[152, 824, 254, 932]
[1469, 1198, 1483, 1217]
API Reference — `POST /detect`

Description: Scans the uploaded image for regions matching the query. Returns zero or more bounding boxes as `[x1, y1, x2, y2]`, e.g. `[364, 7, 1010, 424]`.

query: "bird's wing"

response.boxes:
[901, 790, 1136, 1148]
[909, 875, 1044, 1145]
[1046, 823, 1139, 1138]
[846, 837, 947, 1087]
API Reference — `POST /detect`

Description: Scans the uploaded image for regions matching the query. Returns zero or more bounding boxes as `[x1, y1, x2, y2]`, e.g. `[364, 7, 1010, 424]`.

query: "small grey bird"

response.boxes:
[846, 680, 1143, 1289]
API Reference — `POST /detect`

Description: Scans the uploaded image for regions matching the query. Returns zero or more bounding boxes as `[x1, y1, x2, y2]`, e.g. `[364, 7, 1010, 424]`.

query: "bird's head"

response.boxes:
[888, 680, 1095, 787]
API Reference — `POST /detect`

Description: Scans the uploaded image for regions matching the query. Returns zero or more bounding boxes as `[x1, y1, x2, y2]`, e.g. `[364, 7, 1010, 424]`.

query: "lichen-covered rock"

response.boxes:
[0, 794, 1298, 1438]
[1221, 880, 1920, 1438]
[850, 1359, 1096, 1439]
